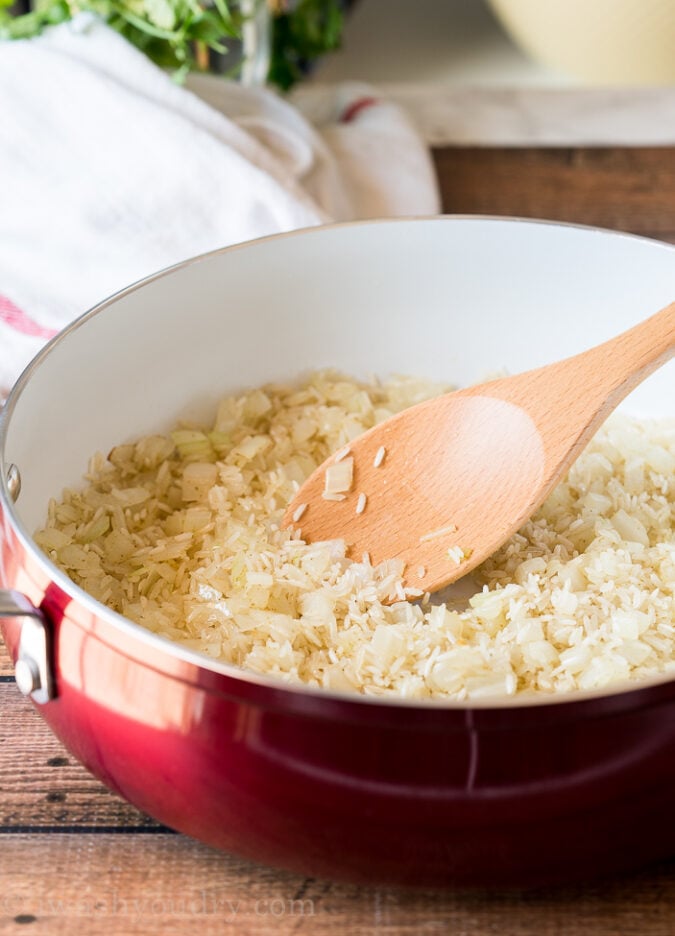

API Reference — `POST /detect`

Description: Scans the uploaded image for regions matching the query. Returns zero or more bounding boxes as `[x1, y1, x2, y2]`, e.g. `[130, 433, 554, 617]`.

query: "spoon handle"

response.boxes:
[480, 300, 675, 481]
[580, 299, 675, 407]
[551, 299, 675, 455]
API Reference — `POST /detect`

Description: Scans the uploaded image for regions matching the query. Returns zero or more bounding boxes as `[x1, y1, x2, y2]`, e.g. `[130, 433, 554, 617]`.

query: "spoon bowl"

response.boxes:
[286, 300, 675, 594]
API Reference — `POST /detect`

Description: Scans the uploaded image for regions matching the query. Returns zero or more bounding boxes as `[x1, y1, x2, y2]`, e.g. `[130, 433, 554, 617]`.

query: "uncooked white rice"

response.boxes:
[420, 523, 458, 543]
[34, 370, 675, 701]
[333, 445, 352, 463]
[447, 545, 467, 565]
[373, 446, 386, 468]
[292, 503, 308, 523]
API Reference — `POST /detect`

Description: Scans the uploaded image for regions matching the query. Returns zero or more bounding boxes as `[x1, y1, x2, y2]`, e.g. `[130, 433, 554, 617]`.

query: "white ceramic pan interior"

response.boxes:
[3, 217, 675, 536]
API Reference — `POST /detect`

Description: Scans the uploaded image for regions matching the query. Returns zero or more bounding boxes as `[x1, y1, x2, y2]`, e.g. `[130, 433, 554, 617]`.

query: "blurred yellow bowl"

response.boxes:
[488, 0, 675, 85]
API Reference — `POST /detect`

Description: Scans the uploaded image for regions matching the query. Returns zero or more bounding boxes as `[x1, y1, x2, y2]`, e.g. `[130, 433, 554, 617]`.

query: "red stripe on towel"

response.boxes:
[340, 97, 380, 123]
[0, 295, 57, 339]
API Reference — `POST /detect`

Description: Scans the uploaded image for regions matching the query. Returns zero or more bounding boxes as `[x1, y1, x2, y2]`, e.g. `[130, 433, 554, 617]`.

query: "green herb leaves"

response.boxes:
[0, 0, 345, 88]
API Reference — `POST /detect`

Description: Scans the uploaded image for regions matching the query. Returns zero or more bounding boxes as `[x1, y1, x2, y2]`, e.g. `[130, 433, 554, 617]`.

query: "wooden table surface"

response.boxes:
[2, 144, 675, 936]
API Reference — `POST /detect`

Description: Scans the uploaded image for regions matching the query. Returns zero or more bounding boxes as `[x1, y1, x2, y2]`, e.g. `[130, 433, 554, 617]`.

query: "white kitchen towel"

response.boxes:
[0, 14, 440, 398]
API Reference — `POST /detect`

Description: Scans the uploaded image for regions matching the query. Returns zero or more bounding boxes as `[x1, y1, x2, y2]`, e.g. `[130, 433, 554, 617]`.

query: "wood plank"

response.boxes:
[1, 638, 13, 677]
[0, 833, 674, 936]
[0, 682, 161, 831]
[433, 146, 675, 240]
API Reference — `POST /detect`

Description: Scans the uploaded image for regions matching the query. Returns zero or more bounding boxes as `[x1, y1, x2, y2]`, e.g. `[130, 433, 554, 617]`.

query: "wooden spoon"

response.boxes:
[284, 300, 675, 595]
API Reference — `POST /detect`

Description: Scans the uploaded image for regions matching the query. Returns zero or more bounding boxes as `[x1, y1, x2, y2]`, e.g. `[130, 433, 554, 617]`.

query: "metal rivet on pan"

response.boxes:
[6, 464, 21, 502]
[15, 658, 41, 696]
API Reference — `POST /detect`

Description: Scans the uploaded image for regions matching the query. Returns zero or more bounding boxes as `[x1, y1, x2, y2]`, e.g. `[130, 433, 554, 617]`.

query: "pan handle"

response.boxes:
[0, 590, 55, 704]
